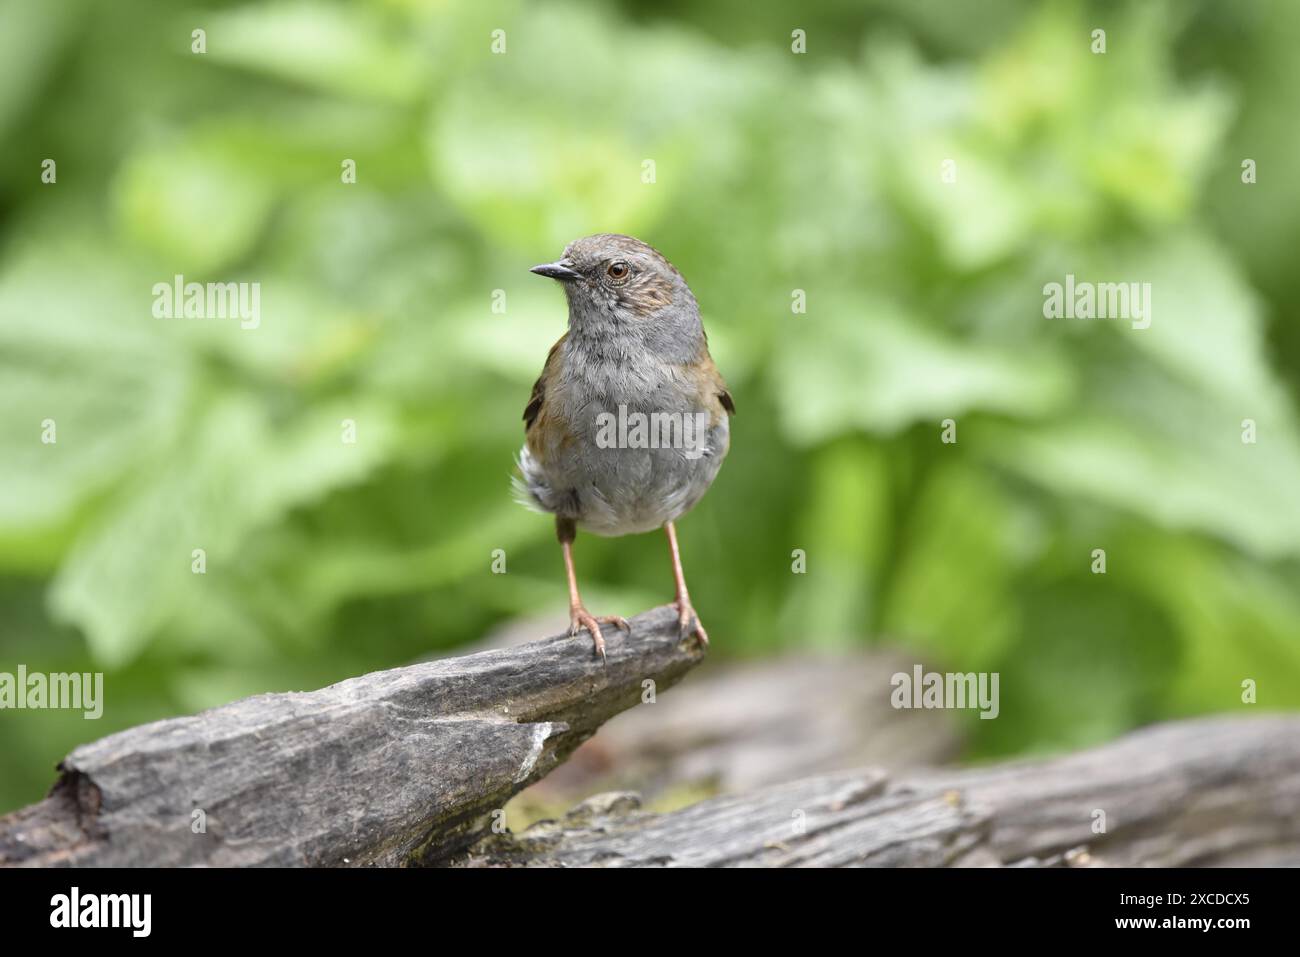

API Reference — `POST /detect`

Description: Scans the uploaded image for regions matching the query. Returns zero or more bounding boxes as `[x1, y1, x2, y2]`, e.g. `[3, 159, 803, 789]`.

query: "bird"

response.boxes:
[516, 233, 734, 661]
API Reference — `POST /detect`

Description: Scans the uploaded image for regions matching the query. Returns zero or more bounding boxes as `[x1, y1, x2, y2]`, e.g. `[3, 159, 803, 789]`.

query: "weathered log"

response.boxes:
[520, 650, 962, 814]
[0, 605, 705, 867]
[457, 714, 1300, 867]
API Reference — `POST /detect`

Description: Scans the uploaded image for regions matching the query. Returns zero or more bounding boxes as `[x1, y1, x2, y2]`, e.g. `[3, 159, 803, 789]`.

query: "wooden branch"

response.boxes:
[526, 651, 962, 809]
[7, 605, 1293, 871]
[458, 714, 1300, 867]
[0, 605, 704, 867]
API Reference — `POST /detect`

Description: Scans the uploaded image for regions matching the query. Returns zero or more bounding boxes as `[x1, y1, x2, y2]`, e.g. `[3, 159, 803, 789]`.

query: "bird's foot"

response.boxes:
[569, 607, 631, 662]
[673, 599, 709, 647]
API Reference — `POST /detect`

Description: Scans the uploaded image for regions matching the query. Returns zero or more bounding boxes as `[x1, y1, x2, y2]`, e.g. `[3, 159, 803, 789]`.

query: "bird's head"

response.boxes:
[530, 234, 702, 351]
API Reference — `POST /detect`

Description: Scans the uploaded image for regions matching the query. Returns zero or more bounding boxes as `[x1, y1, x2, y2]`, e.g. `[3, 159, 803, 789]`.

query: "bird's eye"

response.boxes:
[606, 261, 630, 281]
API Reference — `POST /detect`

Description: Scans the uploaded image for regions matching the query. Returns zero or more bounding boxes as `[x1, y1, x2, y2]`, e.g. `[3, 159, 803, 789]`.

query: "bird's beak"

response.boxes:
[530, 259, 582, 282]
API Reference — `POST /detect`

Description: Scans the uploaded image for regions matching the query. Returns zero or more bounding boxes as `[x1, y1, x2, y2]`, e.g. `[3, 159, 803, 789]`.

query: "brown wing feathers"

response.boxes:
[524, 336, 565, 433]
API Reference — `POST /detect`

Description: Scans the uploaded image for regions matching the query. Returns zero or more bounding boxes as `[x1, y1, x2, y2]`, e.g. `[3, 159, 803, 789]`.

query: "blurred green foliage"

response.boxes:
[2, 0, 1299, 813]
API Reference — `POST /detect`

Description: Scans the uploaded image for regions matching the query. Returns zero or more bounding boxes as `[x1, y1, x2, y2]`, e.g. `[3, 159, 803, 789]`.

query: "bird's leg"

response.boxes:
[558, 517, 629, 662]
[664, 520, 708, 645]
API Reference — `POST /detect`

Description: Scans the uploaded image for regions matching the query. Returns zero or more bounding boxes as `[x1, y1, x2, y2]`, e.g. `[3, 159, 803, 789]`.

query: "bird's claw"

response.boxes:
[674, 600, 709, 646]
[569, 608, 631, 662]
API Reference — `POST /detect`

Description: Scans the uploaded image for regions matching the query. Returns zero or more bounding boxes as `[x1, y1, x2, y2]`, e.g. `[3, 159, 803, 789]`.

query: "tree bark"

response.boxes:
[3, 605, 1294, 868]
[523, 650, 963, 810]
[458, 714, 1300, 867]
[0, 605, 704, 867]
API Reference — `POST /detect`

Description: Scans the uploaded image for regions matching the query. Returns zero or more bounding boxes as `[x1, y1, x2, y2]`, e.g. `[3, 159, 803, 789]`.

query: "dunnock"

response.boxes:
[516, 234, 734, 660]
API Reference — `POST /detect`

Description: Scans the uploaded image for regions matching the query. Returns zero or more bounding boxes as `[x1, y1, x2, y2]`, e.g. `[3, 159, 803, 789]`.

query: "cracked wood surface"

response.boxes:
[457, 714, 1300, 867]
[0, 605, 704, 867]
[524, 650, 962, 808]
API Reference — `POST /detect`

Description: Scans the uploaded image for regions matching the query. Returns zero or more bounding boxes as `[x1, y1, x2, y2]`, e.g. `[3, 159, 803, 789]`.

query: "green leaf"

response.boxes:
[48, 394, 399, 665]
[0, 245, 191, 562]
[775, 296, 1071, 442]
